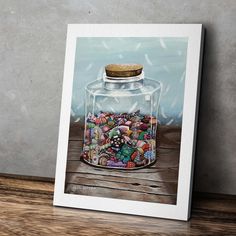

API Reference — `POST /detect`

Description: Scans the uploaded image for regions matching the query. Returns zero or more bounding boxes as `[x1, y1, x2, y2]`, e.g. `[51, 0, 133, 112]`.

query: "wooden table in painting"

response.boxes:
[65, 123, 181, 205]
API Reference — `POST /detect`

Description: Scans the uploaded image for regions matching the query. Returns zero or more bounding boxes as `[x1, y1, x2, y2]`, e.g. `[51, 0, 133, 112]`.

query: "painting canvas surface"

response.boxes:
[65, 37, 188, 205]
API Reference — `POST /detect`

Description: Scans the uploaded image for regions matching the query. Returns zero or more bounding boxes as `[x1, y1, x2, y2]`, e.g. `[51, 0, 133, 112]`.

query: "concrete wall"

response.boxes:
[0, 0, 235, 195]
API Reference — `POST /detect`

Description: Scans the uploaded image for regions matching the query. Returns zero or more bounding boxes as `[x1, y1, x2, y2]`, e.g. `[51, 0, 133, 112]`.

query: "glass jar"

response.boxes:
[81, 64, 161, 169]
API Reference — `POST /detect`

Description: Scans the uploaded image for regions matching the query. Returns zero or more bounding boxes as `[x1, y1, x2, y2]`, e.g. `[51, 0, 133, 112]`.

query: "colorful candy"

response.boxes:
[81, 110, 158, 169]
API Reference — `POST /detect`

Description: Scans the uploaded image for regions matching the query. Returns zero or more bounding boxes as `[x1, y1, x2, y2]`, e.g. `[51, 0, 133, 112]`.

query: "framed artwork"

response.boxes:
[54, 24, 204, 220]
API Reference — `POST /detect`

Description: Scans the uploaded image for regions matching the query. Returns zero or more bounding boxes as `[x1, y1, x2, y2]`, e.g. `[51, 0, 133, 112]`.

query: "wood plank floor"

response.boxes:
[65, 123, 181, 204]
[0, 175, 235, 235]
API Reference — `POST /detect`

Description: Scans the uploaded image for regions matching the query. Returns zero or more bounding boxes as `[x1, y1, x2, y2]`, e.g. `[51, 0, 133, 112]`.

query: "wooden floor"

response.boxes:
[65, 123, 181, 204]
[0, 175, 235, 235]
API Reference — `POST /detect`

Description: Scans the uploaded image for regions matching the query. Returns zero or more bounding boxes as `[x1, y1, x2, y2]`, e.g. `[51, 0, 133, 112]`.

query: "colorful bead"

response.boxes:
[100, 143, 111, 150]
[144, 150, 155, 161]
[98, 155, 108, 166]
[107, 160, 126, 168]
[125, 120, 132, 126]
[138, 131, 148, 140]
[136, 140, 146, 147]
[87, 123, 95, 128]
[109, 128, 121, 138]
[140, 123, 148, 131]
[110, 135, 125, 150]
[102, 125, 110, 133]
[126, 161, 136, 168]
[126, 130, 133, 136]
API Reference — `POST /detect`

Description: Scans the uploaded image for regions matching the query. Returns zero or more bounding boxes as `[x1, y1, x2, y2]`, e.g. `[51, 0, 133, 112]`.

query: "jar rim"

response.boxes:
[86, 77, 162, 96]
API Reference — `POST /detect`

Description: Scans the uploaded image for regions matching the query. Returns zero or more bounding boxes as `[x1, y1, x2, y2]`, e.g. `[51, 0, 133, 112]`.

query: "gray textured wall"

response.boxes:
[0, 0, 235, 195]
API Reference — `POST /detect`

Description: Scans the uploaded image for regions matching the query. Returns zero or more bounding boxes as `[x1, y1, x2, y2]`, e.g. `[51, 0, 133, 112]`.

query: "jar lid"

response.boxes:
[105, 64, 143, 78]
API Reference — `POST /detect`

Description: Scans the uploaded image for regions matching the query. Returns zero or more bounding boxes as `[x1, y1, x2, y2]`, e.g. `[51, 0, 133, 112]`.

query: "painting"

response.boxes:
[54, 24, 204, 220]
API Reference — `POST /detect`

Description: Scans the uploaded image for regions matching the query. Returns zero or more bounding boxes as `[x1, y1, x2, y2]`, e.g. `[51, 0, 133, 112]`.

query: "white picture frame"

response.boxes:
[53, 24, 204, 221]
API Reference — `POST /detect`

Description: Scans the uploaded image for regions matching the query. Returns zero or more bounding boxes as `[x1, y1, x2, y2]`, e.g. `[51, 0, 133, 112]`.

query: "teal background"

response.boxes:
[71, 37, 188, 125]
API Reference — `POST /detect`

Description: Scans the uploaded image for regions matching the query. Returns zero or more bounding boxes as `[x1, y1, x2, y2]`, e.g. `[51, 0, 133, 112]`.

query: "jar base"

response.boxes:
[81, 156, 157, 170]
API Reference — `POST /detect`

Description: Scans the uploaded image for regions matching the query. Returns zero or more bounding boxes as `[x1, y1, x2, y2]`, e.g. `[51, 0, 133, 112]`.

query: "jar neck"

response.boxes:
[103, 72, 144, 90]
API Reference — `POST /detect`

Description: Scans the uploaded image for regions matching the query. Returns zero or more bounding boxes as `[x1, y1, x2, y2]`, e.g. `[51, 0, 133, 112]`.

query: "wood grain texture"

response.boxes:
[0, 175, 236, 236]
[65, 123, 181, 204]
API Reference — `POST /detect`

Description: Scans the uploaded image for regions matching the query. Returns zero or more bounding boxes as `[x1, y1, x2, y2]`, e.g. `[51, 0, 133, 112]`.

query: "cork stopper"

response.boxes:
[105, 64, 143, 78]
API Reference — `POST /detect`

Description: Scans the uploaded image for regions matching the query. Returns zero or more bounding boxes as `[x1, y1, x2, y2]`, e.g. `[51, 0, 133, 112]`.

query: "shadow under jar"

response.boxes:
[81, 64, 162, 169]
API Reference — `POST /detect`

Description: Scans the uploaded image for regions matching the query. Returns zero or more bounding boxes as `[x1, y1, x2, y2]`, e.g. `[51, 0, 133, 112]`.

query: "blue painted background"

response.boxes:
[71, 37, 188, 125]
